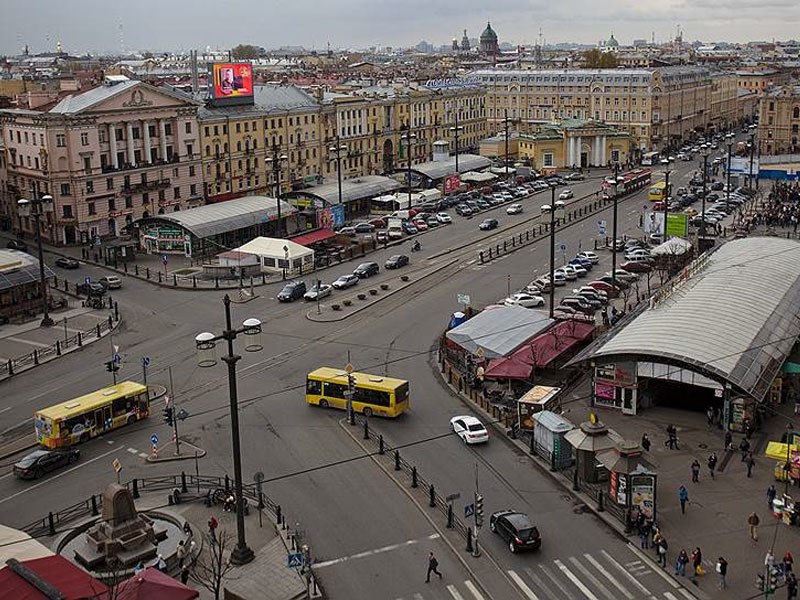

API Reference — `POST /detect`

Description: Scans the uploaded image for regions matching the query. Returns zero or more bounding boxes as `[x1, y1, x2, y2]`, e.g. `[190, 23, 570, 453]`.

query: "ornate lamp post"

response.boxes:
[328, 136, 347, 210]
[265, 144, 288, 237]
[17, 195, 54, 326]
[541, 193, 565, 319]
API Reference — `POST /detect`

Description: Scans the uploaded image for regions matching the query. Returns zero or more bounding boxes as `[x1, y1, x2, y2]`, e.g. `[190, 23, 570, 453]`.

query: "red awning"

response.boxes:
[290, 229, 336, 247]
[115, 567, 198, 600]
[485, 321, 595, 380]
[0, 555, 108, 600]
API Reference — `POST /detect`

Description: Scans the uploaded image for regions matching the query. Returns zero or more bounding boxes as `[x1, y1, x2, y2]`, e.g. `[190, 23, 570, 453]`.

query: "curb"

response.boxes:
[145, 440, 207, 463]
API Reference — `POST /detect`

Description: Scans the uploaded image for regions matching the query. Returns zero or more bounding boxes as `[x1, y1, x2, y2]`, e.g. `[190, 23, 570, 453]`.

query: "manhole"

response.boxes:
[561, 494, 574, 502]
[698, 443, 708, 449]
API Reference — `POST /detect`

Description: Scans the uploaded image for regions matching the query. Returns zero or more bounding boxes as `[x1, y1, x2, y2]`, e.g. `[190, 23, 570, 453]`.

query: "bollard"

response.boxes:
[7, 359, 13, 376]
[132, 478, 140, 499]
[108, 315, 113, 329]
[511, 237, 515, 247]
[192, 276, 197, 288]
[91, 494, 99, 516]
[487, 248, 492, 259]
[114, 302, 119, 321]
[262, 274, 266, 284]
[96, 323, 101, 338]
[479, 251, 484, 263]
[48, 512, 56, 535]
[412, 467, 418, 488]
[530, 432, 535, 455]
[224, 475, 230, 493]
[173, 274, 178, 287]
[503, 241, 507, 252]
[597, 490, 605, 512]
[146, 267, 150, 279]
[135, 264, 139, 276]
[158, 271, 163, 283]
[447, 503, 454, 528]
[56, 340, 61, 356]
[77, 332, 83, 347]
[429, 484, 436, 507]
[124, 262, 128, 274]
[215, 277, 219, 289]
[550, 451, 557, 472]
[466, 526, 473, 553]
[526, 231, 530, 241]
[33, 349, 38, 365]
[181, 471, 188, 493]
[276, 505, 283, 526]
[64, 279, 68, 291]
[394, 450, 400, 471]
[573, 468, 579, 491]
[363, 420, 369, 440]
[594, 239, 598, 250]
[379, 435, 385, 455]
[495, 244, 500, 255]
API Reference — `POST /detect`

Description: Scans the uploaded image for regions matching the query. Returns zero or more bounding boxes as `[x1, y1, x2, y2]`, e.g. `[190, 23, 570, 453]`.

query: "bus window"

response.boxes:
[306, 379, 322, 395]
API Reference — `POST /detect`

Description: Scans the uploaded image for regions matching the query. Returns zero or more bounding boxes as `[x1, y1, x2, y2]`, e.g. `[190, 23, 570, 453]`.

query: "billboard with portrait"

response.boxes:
[209, 63, 254, 106]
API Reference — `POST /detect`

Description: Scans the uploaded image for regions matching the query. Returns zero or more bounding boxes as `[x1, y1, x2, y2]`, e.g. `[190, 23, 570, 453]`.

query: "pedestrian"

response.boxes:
[156, 554, 167, 573]
[657, 537, 669, 568]
[675, 549, 690, 577]
[724, 430, 733, 451]
[784, 551, 794, 574]
[708, 452, 718, 479]
[134, 561, 144, 574]
[691, 547, 703, 580]
[788, 572, 798, 600]
[746, 452, 756, 478]
[748, 511, 760, 542]
[665, 424, 679, 449]
[768, 485, 778, 511]
[425, 552, 442, 583]
[641, 433, 651, 452]
[176, 540, 187, 567]
[652, 527, 663, 556]
[740, 437, 751, 461]
[183, 521, 193, 537]
[679, 485, 689, 514]
[638, 519, 651, 549]
[180, 564, 190, 585]
[716, 556, 728, 589]
[707, 406, 714, 428]
[766, 548, 775, 569]
[691, 459, 701, 483]
[207, 516, 218, 545]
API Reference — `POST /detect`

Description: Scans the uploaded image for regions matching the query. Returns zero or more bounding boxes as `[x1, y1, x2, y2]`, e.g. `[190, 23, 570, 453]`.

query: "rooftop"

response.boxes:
[197, 85, 319, 120]
[285, 175, 402, 206]
[410, 154, 492, 180]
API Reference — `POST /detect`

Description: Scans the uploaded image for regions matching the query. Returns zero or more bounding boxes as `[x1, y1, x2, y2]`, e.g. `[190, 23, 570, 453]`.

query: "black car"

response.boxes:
[385, 254, 409, 269]
[55, 257, 80, 269]
[479, 218, 499, 231]
[489, 510, 542, 553]
[277, 280, 307, 302]
[6, 239, 28, 252]
[14, 447, 80, 479]
[76, 281, 107, 296]
[353, 262, 380, 278]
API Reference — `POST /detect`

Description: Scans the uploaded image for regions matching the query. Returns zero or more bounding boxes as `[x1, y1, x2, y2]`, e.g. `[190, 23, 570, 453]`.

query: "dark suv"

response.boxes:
[353, 262, 379, 278]
[277, 280, 307, 302]
[76, 281, 107, 296]
[489, 510, 542, 553]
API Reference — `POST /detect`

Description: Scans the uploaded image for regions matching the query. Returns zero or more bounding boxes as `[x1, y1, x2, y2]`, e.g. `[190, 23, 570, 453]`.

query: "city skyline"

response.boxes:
[2, 0, 800, 56]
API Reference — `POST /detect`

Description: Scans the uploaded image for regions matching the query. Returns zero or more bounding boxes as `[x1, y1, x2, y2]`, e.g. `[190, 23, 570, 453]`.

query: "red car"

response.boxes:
[368, 217, 387, 229]
[620, 260, 652, 273]
[414, 219, 429, 231]
[586, 280, 621, 298]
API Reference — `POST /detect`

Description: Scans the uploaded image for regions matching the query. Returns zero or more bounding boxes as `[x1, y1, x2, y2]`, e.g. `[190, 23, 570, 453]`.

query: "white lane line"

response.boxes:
[569, 557, 615, 600]
[0, 472, 16, 481]
[463, 580, 485, 600]
[664, 593, 679, 600]
[525, 567, 558, 600]
[313, 533, 440, 568]
[0, 447, 118, 506]
[555, 559, 600, 600]
[626, 543, 679, 588]
[507, 569, 540, 600]
[138, 453, 148, 459]
[0, 406, 14, 415]
[584, 553, 633, 600]
[447, 584, 465, 600]
[603, 551, 656, 598]
[5, 336, 51, 348]
[127, 448, 138, 454]
[677, 590, 697, 600]
[539, 564, 577, 600]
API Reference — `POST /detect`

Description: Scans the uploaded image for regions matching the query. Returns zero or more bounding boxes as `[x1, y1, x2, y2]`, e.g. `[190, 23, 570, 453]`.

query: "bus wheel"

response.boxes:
[127, 415, 136, 425]
[319, 400, 328, 408]
[363, 407, 373, 418]
[80, 433, 89, 443]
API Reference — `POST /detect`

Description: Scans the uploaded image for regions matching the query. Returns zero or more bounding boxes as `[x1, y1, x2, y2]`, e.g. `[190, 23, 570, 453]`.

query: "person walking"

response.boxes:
[666, 424, 679, 449]
[176, 540, 187, 568]
[679, 485, 690, 514]
[740, 437, 751, 461]
[784, 550, 794, 574]
[787, 572, 798, 600]
[707, 406, 714, 428]
[691, 547, 703, 581]
[425, 552, 442, 583]
[638, 518, 651, 549]
[675, 549, 690, 577]
[657, 537, 669, 568]
[708, 452, 718, 479]
[180, 564, 190, 585]
[748, 511, 760, 542]
[716, 556, 728, 589]
[207, 516, 218, 545]
[641, 433, 651, 452]
[725, 430, 733, 451]
[746, 452, 756, 477]
[768, 485, 778, 511]
[691, 459, 701, 483]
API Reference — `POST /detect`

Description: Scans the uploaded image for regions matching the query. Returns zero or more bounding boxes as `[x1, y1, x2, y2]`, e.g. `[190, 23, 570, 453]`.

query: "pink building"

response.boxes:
[0, 77, 203, 245]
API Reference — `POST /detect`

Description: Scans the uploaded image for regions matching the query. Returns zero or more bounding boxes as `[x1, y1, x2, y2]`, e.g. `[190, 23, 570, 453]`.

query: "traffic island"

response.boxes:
[146, 439, 207, 463]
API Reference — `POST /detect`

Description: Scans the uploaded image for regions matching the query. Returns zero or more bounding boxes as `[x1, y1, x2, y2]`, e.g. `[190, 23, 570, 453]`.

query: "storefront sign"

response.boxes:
[594, 381, 619, 408]
[630, 474, 655, 519]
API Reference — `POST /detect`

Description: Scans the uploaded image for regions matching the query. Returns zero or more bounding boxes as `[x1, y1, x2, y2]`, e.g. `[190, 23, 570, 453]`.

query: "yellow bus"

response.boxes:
[34, 381, 150, 448]
[648, 181, 668, 202]
[305, 367, 409, 418]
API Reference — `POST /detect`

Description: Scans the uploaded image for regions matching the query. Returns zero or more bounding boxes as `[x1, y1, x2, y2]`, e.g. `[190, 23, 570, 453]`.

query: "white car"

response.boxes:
[576, 251, 600, 264]
[506, 203, 524, 215]
[436, 212, 452, 224]
[552, 271, 567, 286]
[569, 263, 588, 277]
[558, 189, 574, 200]
[624, 248, 651, 260]
[303, 283, 333, 301]
[555, 266, 578, 281]
[503, 292, 545, 308]
[450, 415, 489, 444]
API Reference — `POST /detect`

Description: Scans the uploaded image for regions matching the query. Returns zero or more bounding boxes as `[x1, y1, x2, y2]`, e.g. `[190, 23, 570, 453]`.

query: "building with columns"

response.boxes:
[759, 85, 800, 156]
[0, 77, 204, 245]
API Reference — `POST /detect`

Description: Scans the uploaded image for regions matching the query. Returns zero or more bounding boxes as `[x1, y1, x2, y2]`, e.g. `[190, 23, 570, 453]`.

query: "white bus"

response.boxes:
[641, 152, 660, 166]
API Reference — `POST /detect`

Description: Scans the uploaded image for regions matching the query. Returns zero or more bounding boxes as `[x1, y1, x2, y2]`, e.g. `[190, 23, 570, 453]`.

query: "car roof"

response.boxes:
[500, 511, 535, 529]
[453, 415, 483, 426]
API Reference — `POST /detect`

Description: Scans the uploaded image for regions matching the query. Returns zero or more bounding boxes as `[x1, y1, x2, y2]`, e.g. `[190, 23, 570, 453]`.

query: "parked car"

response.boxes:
[332, 274, 360, 290]
[6, 239, 28, 251]
[558, 189, 574, 200]
[402, 222, 419, 235]
[14, 448, 80, 480]
[450, 415, 489, 444]
[385, 254, 409, 269]
[303, 282, 333, 301]
[568, 263, 588, 278]
[576, 251, 600, 264]
[54, 257, 80, 269]
[368, 217, 387, 229]
[620, 260, 652, 273]
[99, 275, 122, 290]
[566, 172, 585, 181]
[76, 281, 106, 296]
[573, 287, 607, 304]
[506, 203, 524, 215]
[503, 292, 545, 308]
[455, 204, 473, 217]
[413, 219, 429, 231]
[555, 266, 578, 281]
[336, 226, 357, 237]
[353, 262, 380, 278]
[479, 218, 499, 231]
[426, 216, 440, 228]
[353, 223, 375, 234]
[598, 275, 630, 289]
[436, 212, 452, 224]
[587, 280, 621, 297]
[277, 280, 307, 302]
[568, 257, 593, 271]
[489, 510, 541, 553]
[564, 293, 601, 309]
[624, 248, 651, 261]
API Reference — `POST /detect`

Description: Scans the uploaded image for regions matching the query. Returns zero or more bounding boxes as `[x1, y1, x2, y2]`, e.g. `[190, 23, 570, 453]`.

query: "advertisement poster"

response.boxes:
[444, 174, 461, 195]
[630, 474, 655, 518]
[330, 205, 345, 228]
[211, 63, 253, 99]
[666, 213, 688, 237]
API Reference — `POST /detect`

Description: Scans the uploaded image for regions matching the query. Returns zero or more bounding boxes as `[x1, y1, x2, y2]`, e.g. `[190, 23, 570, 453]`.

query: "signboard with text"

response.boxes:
[209, 63, 255, 107]
[444, 174, 461, 195]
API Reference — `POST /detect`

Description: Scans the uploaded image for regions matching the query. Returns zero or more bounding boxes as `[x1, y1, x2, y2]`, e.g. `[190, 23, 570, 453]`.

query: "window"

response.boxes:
[88, 202, 96, 215]
[83, 157, 92, 173]
[125, 196, 132, 208]
[79, 132, 89, 146]
[62, 205, 73, 218]
[164, 124, 172, 136]
[159, 190, 166, 201]
[236, 123, 241, 133]
[185, 122, 191, 134]
[115, 128, 123, 141]
[186, 143, 193, 156]
[143, 193, 149, 205]
[190, 183, 197, 196]
[148, 124, 157, 138]
[173, 186, 181, 199]
[306, 379, 322, 395]
[56, 134, 66, 147]
[100, 154, 108, 168]
[86, 180, 94, 193]
[793, 107, 800, 119]
[543, 153, 554, 167]
[60, 183, 72, 196]
[204, 126, 210, 136]
[108, 197, 116, 211]
[107, 178, 114, 190]
[132, 127, 140, 140]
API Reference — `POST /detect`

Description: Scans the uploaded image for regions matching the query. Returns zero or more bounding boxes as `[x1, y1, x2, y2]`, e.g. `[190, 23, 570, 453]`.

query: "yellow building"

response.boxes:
[759, 85, 800, 155]
[736, 68, 791, 95]
[710, 72, 739, 133]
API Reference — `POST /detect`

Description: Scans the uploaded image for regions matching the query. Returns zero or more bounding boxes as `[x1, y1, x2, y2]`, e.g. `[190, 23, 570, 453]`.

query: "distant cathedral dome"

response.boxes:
[480, 22, 499, 54]
[606, 33, 619, 48]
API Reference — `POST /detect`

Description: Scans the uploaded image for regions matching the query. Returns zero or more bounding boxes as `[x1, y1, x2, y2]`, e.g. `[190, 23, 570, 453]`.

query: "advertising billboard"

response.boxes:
[210, 63, 254, 106]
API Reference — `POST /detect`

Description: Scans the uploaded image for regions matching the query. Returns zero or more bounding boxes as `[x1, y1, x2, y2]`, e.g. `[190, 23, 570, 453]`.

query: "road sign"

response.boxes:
[559, 243, 567, 253]
[150, 433, 159, 445]
[287, 552, 304, 568]
[457, 293, 471, 306]
[598, 220, 607, 236]
[113, 353, 122, 364]
[162, 254, 168, 266]
[344, 363, 354, 374]
[142, 356, 150, 367]
[84, 276, 91, 285]
[464, 503, 475, 518]
[112, 458, 122, 473]
[445, 493, 461, 503]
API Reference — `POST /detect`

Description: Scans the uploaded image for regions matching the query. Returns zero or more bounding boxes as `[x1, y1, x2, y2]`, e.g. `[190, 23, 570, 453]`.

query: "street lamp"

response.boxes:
[725, 141, 733, 212]
[265, 144, 288, 237]
[501, 109, 515, 183]
[611, 163, 621, 293]
[541, 192, 565, 319]
[401, 125, 417, 210]
[195, 295, 263, 565]
[700, 146, 710, 240]
[328, 136, 347, 211]
[17, 195, 54, 327]
[449, 103, 464, 173]
[662, 169, 672, 243]
[747, 132, 756, 191]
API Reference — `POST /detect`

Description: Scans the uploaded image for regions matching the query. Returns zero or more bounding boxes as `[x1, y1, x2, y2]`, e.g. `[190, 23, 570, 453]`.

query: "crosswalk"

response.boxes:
[393, 548, 700, 600]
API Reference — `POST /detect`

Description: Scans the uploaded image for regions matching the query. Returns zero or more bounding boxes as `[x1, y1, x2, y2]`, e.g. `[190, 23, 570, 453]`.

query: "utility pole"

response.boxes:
[168, 366, 181, 456]
[611, 162, 620, 292]
[663, 169, 671, 242]
[473, 464, 483, 557]
[345, 352, 355, 426]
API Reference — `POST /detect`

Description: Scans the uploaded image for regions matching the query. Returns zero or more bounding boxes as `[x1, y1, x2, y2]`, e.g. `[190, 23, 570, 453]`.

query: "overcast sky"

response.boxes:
[2, 0, 799, 56]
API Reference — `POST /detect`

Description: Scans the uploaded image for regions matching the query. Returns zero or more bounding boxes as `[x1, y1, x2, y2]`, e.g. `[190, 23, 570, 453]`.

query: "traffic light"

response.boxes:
[162, 406, 174, 427]
[768, 568, 779, 594]
[105, 361, 119, 373]
[475, 493, 484, 527]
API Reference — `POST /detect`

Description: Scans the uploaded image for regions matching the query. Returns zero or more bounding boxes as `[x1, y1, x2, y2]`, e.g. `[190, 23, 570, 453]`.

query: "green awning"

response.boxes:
[782, 361, 800, 374]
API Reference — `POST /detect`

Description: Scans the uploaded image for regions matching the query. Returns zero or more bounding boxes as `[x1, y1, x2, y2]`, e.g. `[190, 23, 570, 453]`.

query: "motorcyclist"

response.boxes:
[411, 240, 421, 252]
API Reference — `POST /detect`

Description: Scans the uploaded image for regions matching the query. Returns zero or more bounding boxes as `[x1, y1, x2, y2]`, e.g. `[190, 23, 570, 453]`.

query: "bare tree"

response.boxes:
[190, 530, 239, 600]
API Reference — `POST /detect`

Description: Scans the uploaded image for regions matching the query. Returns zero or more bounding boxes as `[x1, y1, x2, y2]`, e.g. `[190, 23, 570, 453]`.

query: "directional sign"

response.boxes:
[344, 363, 354, 374]
[598, 220, 607, 236]
[162, 254, 168, 266]
[559, 243, 567, 253]
[457, 294, 471, 306]
[150, 433, 159, 445]
[113, 353, 122, 364]
[464, 503, 475, 518]
[112, 458, 122, 473]
[142, 356, 150, 367]
[287, 552, 304, 568]
[85, 276, 91, 285]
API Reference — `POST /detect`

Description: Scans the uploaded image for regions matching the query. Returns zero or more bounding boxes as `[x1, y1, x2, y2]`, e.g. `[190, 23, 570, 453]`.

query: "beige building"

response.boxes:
[759, 85, 800, 155]
[736, 68, 791, 95]
[710, 72, 739, 132]
[0, 77, 204, 244]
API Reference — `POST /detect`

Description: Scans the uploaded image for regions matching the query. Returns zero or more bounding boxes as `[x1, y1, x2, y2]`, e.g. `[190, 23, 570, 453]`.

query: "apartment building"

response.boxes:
[0, 77, 203, 244]
[710, 72, 739, 132]
[759, 85, 800, 155]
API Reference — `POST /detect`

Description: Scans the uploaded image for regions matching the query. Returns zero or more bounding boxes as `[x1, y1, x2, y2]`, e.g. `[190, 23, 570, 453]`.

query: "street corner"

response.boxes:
[145, 439, 207, 463]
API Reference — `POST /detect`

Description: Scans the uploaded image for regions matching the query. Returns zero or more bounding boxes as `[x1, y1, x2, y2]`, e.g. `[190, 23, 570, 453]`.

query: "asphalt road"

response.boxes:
[0, 154, 729, 600]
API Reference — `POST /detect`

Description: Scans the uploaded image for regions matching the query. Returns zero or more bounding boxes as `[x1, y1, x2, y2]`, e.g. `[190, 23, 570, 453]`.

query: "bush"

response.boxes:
[357, 293, 367, 300]
[332, 304, 341, 311]
[343, 299, 352, 306]
[369, 289, 378, 296]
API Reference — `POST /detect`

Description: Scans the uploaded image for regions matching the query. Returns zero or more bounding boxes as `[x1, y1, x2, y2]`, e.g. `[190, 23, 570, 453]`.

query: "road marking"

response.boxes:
[664, 593, 679, 600]
[624, 559, 651, 576]
[584, 553, 633, 599]
[539, 564, 577, 600]
[676, 590, 697, 600]
[0, 447, 118, 506]
[0, 472, 15, 481]
[313, 533, 440, 568]
[555, 558, 600, 600]
[524, 567, 558, 599]
[107, 440, 114, 444]
[412, 594, 424, 600]
[4, 336, 51, 348]
[507, 570, 540, 600]
[127, 447, 138, 454]
[447, 584, 465, 599]
[626, 543, 679, 588]
[603, 552, 655, 597]
[0, 406, 14, 415]
[463, 580, 485, 600]
[569, 556, 616, 600]
[138, 453, 148, 459]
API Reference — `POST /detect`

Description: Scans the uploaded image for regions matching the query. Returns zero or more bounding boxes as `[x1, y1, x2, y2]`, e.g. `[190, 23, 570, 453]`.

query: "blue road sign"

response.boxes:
[464, 503, 475, 518]
[150, 434, 159, 445]
[84, 276, 91, 285]
[113, 353, 122, 364]
[162, 254, 168, 266]
[287, 552, 304, 568]
[142, 356, 150, 367]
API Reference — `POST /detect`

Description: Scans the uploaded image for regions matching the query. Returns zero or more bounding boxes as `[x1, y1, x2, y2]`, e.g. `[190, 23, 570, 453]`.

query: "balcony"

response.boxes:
[121, 179, 171, 193]
[101, 156, 180, 174]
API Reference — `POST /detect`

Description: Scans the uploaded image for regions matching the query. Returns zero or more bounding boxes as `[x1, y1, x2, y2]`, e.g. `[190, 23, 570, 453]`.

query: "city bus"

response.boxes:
[648, 181, 668, 202]
[641, 151, 660, 166]
[305, 367, 409, 418]
[34, 381, 150, 448]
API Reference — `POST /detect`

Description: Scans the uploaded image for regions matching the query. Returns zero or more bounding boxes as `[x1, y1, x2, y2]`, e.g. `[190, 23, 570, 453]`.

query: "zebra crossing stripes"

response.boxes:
[600, 550, 657, 599]
[582, 553, 634, 600]
[554, 558, 601, 600]
[446, 584, 465, 600]
[462, 580, 485, 600]
[506, 570, 540, 600]
[568, 556, 616, 600]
